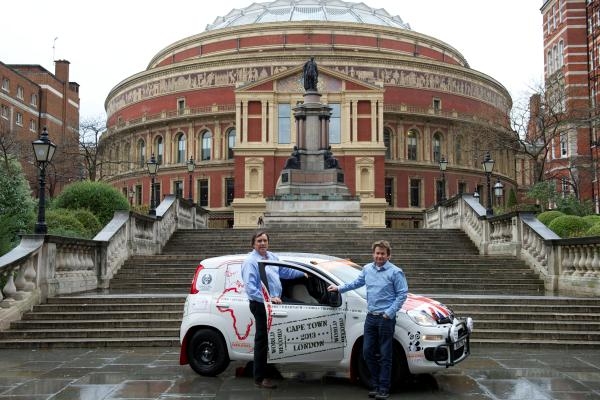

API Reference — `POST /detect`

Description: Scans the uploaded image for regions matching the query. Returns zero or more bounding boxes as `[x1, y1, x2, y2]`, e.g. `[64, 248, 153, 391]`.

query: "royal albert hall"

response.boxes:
[100, 0, 516, 228]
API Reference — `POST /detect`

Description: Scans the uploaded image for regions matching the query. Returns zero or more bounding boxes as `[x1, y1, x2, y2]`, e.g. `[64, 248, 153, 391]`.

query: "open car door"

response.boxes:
[258, 260, 346, 363]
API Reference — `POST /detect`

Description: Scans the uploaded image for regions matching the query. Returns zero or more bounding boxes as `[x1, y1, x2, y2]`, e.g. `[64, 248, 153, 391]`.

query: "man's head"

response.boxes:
[371, 240, 391, 266]
[251, 230, 270, 256]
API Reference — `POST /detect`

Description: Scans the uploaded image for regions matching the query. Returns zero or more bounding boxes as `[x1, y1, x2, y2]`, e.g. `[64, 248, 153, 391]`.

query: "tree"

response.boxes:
[78, 116, 106, 181]
[0, 156, 35, 255]
[510, 76, 592, 192]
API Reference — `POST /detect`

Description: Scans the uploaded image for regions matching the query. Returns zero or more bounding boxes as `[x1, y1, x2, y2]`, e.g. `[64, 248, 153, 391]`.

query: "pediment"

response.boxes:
[236, 64, 383, 94]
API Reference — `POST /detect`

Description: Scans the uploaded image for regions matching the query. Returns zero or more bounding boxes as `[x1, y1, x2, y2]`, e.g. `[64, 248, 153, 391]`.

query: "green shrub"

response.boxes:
[547, 215, 592, 238]
[583, 215, 600, 225]
[585, 222, 600, 237]
[537, 210, 565, 226]
[71, 209, 102, 237]
[46, 209, 90, 238]
[53, 181, 129, 226]
[506, 188, 518, 210]
[555, 195, 594, 216]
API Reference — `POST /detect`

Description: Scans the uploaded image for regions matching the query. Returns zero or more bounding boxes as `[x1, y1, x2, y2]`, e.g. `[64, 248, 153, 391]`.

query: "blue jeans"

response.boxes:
[363, 314, 395, 393]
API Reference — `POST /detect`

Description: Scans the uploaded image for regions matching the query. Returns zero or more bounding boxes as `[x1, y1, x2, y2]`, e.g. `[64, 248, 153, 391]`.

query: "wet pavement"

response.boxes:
[0, 346, 598, 400]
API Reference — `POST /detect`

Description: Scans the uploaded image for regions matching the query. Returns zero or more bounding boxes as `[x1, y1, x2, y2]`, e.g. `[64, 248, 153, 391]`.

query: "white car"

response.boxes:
[179, 253, 473, 386]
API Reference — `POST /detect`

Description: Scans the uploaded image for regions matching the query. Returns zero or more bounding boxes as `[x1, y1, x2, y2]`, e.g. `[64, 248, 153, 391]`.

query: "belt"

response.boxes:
[369, 311, 384, 316]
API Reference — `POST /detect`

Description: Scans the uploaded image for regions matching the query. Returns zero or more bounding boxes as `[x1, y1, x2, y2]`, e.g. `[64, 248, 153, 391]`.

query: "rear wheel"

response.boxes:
[354, 340, 409, 390]
[187, 329, 230, 376]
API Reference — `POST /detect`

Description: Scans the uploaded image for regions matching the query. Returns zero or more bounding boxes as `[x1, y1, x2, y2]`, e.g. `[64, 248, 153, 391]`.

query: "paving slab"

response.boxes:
[0, 347, 598, 399]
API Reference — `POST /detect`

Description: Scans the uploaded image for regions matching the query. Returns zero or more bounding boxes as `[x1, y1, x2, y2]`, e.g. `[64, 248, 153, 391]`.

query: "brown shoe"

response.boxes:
[255, 378, 277, 389]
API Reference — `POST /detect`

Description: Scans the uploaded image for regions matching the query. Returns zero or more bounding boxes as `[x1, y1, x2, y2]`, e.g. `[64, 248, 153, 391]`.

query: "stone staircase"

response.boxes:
[0, 228, 599, 348]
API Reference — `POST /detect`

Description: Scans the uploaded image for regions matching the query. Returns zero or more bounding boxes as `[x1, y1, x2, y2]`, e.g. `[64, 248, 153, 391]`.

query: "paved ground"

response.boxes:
[0, 346, 598, 400]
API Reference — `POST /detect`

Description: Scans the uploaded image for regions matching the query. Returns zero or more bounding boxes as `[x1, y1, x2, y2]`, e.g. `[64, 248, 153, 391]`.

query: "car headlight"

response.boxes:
[407, 310, 437, 327]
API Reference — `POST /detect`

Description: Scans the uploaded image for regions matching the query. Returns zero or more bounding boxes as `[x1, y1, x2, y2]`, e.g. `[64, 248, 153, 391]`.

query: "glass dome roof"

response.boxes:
[205, 0, 411, 31]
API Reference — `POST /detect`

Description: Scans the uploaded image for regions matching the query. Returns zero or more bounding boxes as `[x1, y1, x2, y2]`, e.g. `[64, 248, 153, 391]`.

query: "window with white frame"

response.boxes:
[1, 78, 8, 92]
[29, 119, 37, 132]
[227, 129, 235, 159]
[561, 177, 570, 196]
[16, 86, 24, 100]
[558, 40, 564, 68]
[176, 133, 186, 163]
[201, 130, 212, 161]
[278, 103, 291, 144]
[30, 93, 38, 106]
[407, 130, 418, 161]
[432, 132, 442, 163]
[0, 104, 8, 119]
[560, 133, 568, 157]
[16, 112, 23, 126]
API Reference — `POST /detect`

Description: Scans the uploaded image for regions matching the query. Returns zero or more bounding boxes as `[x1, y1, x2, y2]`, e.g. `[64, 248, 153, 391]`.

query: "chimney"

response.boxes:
[54, 59, 70, 82]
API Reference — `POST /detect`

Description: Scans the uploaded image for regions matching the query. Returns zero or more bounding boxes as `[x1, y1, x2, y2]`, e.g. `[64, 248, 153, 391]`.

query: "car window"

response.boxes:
[259, 261, 341, 307]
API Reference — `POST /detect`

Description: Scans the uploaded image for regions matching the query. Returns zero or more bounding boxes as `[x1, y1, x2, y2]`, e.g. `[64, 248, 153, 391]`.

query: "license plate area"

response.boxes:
[453, 338, 466, 350]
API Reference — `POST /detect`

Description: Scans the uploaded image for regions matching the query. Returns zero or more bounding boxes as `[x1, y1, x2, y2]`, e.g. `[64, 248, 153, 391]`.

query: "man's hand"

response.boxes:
[271, 296, 282, 304]
[327, 284, 339, 292]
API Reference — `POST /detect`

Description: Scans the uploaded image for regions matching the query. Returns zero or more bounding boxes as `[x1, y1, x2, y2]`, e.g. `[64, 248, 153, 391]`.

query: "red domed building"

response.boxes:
[100, 0, 516, 228]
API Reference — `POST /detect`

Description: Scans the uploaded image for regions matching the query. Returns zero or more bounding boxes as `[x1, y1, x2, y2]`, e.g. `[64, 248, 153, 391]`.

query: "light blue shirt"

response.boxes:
[338, 261, 408, 318]
[242, 250, 304, 302]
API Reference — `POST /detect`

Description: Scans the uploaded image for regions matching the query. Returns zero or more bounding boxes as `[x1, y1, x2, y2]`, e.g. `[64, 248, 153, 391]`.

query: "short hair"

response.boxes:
[251, 230, 269, 246]
[372, 240, 391, 256]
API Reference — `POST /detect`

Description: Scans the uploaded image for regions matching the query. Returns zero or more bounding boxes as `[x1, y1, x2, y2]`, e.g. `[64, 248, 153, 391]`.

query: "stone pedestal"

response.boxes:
[265, 88, 362, 228]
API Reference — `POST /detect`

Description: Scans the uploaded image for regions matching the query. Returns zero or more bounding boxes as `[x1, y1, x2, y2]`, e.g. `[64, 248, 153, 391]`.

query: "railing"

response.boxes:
[0, 196, 207, 329]
[424, 194, 600, 297]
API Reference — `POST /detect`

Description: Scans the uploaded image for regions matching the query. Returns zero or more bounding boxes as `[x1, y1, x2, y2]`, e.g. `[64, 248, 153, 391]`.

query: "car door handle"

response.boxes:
[272, 311, 288, 318]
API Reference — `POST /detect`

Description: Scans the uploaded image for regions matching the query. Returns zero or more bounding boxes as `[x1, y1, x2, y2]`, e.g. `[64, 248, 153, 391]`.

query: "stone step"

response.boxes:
[471, 338, 600, 349]
[472, 329, 600, 341]
[473, 319, 600, 329]
[0, 328, 179, 339]
[10, 319, 178, 329]
[32, 303, 183, 312]
[0, 337, 180, 348]
[22, 311, 182, 321]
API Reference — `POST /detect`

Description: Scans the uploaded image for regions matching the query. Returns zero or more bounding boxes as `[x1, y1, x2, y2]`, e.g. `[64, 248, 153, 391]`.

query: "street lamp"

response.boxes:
[129, 186, 135, 206]
[32, 127, 57, 234]
[482, 151, 495, 217]
[438, 156, 448, 203]
[473, 190, 480, 202]
[147, 154, 159, 216]
[187, 156, 195, 202]
[494, 178, 504, 206]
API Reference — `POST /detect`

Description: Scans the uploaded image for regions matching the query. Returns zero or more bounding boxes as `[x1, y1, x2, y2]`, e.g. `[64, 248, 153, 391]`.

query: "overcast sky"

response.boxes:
[2, 1, 543, 120]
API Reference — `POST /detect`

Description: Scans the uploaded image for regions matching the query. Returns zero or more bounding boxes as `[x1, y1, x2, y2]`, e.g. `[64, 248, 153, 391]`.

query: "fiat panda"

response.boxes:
[179, 253, 472, 386]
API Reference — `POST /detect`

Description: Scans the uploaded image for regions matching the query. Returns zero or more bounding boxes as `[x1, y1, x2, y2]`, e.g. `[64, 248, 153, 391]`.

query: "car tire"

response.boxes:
[187, 329, 230, 376]
[355, 340, 409, 389]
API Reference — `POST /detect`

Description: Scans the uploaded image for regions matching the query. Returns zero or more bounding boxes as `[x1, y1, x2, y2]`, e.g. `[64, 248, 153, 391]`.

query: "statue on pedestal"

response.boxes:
[303, 57, 319, 91]
[283, 146, 301, 169]
[324, 146, 340, 169]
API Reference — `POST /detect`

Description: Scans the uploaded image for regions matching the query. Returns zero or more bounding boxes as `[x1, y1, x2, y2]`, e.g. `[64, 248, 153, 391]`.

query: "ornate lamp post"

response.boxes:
[147, 154, 159, 216]
[482, 151, 495, 217]
[494, 178, 504, 207]
[473, 190, 480, 203]
[439, 156, 448, 203]
[187, 156, 195, 202]
[32, 127, 57, 234]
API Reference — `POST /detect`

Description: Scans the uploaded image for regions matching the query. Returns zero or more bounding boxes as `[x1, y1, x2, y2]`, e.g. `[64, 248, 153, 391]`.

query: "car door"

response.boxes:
[258, 260, 346, 363]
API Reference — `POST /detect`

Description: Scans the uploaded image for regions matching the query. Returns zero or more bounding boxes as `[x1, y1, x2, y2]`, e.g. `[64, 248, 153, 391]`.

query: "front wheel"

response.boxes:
[187, 329, 230, 376]
[355, 340, 409, 390]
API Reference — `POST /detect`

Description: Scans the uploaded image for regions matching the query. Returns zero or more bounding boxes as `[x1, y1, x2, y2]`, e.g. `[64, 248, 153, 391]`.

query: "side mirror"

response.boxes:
[328, 291, 342, 307]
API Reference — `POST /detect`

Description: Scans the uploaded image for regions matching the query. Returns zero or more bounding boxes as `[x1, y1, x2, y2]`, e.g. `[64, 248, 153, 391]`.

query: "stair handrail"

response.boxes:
[425, 194, 600, 296]
[0, 196, 206, 330]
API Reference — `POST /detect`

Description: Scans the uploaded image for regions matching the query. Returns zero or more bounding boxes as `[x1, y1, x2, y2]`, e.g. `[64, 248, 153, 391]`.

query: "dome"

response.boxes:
[205, 0, 410, 31]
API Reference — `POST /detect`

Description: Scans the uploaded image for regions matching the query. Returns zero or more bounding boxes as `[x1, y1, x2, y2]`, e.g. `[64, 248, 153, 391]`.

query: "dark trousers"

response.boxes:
[363, 314, 395, 393]
[249, 300, 268, 382]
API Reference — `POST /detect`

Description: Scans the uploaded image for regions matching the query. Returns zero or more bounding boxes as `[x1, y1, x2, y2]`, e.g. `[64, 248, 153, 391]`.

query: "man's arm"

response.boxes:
[384, 269, 408, 317]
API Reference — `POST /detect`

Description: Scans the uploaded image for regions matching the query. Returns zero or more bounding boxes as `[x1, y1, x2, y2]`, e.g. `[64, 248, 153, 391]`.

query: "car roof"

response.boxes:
[199, 252, 355, 269]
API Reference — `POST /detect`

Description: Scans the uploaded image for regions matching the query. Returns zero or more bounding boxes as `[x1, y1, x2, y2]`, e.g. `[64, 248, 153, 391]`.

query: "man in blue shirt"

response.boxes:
[242, 230, 304, 389]
[328, 240, 408, 400]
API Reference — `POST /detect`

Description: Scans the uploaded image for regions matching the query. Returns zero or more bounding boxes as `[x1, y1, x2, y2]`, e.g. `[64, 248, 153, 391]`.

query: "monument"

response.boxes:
[263, 58, 362, 228]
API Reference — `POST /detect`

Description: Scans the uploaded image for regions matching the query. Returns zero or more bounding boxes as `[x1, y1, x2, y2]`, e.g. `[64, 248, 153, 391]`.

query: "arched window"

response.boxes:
[154, 136, 164, 164]
[227, 129, 236, 160]
[202, 130, 212, 161]
[432, 132, 442, 163]
[383, 128, 392, 160]
[407, 130, 418, 161]
[455, 136, 463, 165]
[137, 139, 145, 167]
[176, 133, 186, 163]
